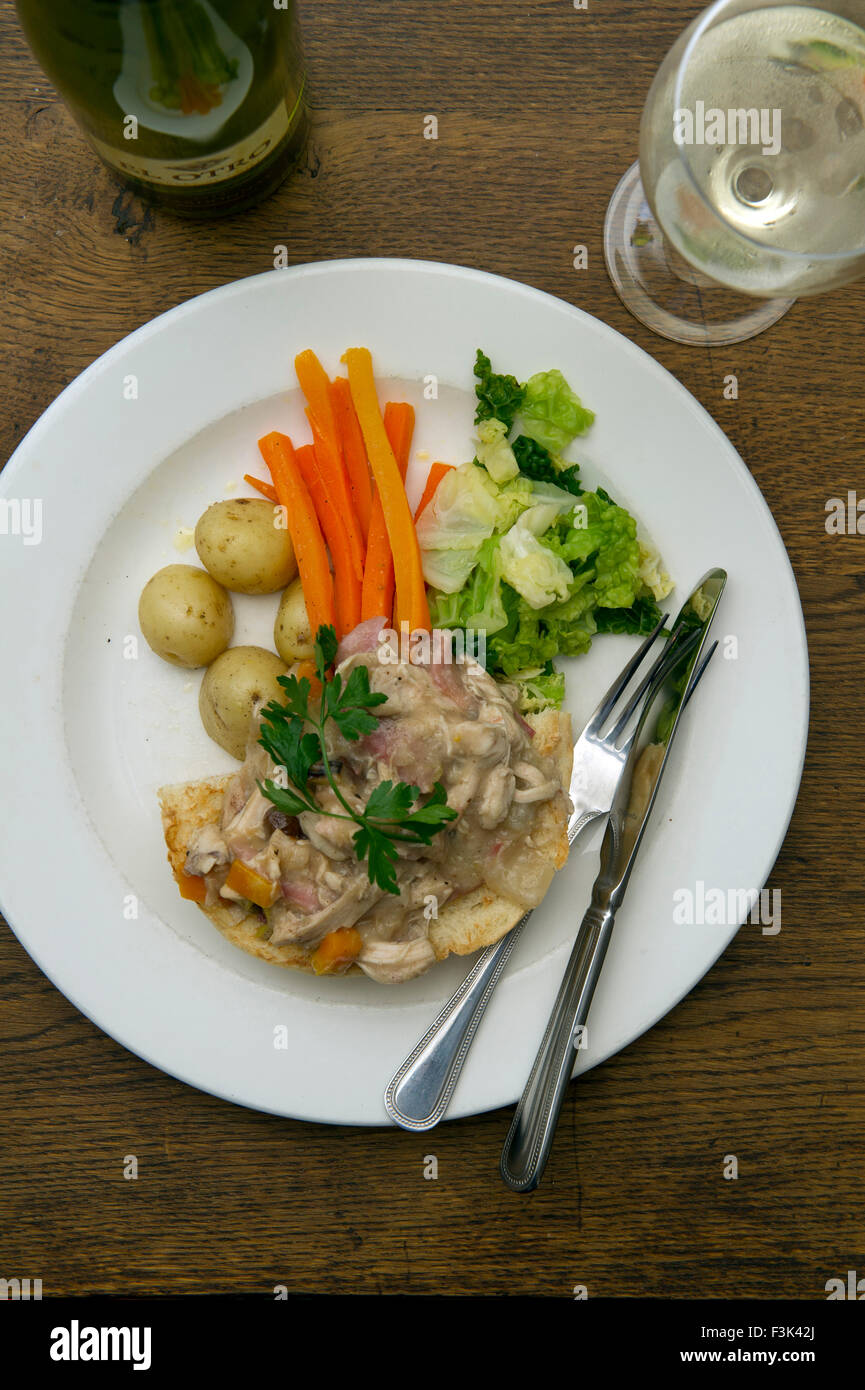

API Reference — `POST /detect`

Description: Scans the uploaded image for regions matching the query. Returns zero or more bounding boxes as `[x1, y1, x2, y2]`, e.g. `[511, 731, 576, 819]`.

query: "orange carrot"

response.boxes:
[294, 349, 340, 454]
[225, 859, 279, 910]
[345, 350, 429, 631]
[361, 402, 414, 623]
[258, 431, 336, 640]
[383, 401, 415, 476]
[383, 402, 416, 630]
[361, 518, 394, 623]
[414, 461, 454, 522]
[330, 377, 373, 543]
[311, 926, 363, 975]
[295, 659, 319, 688]
[244, 473, 279, 503]
[306, 410, 366, 583]
[295, 443, 361, 638]
[346, 349, 429, 630]
[177, 870, 207, 904]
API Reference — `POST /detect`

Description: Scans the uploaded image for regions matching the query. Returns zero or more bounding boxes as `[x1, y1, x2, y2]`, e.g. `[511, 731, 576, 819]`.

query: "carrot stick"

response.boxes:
[244, 473, 279, 503]
[344, 347, 430, 633]
[361, 513, 395, 624]
[294, 349, 340, 455]
[383, 401, 414, 476]
[330, 377, 373, 543]
[414, 461, 454, 522]
[306, 410, 366, 584]
[361, 403, 413, 623]
[257, 431, 335, 640]
[383, 403, 416, 629]
[295, 443, 361, 638]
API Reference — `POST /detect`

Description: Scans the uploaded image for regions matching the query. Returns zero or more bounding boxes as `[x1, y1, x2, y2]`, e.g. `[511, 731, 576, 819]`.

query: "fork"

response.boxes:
[384, 615, 709, 1131]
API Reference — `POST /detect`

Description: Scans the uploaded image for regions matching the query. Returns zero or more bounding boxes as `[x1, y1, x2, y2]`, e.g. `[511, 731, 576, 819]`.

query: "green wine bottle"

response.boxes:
[15, 0, 310, 216]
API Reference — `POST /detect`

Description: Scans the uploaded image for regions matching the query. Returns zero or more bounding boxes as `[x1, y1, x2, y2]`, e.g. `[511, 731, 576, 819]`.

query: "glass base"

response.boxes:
[603, 162, 795, 346]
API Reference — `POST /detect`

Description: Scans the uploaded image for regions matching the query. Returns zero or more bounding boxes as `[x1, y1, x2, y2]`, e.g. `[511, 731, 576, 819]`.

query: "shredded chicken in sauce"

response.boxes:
[185, 622, 564, 983]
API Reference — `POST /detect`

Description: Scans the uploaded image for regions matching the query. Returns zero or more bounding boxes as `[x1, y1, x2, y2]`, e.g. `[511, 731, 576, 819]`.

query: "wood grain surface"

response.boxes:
[1, 0, 863, 1300]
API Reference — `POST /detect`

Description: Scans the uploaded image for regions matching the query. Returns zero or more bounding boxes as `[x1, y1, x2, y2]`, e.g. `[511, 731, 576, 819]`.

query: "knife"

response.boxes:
[499, 567, 726, 1191]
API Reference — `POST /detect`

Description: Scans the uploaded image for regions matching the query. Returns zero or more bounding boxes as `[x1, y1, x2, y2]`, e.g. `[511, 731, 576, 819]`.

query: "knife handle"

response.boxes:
[500, 899, 616, 1192]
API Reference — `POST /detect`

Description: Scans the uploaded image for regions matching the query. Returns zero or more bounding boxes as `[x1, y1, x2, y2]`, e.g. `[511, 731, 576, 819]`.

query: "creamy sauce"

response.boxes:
[185, 631, 564, 983]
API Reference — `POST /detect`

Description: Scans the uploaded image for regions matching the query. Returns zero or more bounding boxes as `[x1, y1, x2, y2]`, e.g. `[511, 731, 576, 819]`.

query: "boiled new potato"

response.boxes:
[274, 577, 314, 663]
[195, 498, 297, 595]
[139, 564, 234, 669]
[199, 646, 289, 760]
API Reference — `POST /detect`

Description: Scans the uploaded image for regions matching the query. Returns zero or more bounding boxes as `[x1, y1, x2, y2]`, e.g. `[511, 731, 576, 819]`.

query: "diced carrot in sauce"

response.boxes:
[225, 859, 279, 910]
[177, 871, 207, 904]
[311, 926, 363, 975]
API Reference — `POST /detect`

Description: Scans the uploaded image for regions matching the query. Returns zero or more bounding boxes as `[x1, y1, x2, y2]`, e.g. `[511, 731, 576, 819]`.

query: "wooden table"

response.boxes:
[1, 0, 861, 1300]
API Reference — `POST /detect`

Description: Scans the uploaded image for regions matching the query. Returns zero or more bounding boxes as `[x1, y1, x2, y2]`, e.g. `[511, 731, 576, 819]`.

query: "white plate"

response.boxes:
[0, 259, 808, 1125]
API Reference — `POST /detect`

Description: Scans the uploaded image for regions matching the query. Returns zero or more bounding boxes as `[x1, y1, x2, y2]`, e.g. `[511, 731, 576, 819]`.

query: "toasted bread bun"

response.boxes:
[158, 708, 572, 977]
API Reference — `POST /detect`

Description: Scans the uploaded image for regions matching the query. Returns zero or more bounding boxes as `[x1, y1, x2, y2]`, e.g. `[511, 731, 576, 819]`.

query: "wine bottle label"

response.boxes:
[88, 88, 304, 189]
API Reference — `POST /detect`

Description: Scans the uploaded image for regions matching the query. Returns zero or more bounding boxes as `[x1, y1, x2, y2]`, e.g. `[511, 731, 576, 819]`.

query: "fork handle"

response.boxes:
[384, 911, 532, 1130]
[500, 899, 615, 1192]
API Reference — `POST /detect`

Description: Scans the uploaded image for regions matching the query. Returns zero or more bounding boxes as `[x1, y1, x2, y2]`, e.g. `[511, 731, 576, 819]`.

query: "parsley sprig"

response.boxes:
[256, 625, 457, 895]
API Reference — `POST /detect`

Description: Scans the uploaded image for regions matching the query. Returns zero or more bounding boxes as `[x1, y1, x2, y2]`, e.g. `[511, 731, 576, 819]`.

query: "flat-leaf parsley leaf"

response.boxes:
[257, 626, 457, 895]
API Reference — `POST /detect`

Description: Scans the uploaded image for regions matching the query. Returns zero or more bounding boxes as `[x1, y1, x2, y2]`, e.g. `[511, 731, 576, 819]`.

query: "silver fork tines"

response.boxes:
[606, 623, 701, 745]
[588, 616, 668, 731]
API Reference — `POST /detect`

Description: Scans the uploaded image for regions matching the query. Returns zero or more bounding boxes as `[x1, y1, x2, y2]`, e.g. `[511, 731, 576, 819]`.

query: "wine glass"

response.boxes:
[604, 0, 865, 345]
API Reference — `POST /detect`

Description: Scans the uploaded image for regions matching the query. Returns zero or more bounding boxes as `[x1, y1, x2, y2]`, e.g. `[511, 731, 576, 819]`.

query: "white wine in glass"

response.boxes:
[604, 0, 865, 344]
